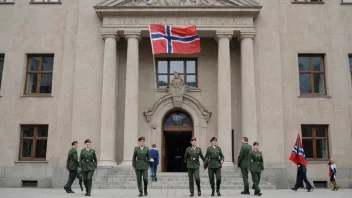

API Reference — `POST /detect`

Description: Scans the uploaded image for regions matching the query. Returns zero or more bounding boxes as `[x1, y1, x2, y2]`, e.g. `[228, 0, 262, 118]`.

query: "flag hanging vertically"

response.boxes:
[149, 24, 200, 54]
[289, 133, 308, 167]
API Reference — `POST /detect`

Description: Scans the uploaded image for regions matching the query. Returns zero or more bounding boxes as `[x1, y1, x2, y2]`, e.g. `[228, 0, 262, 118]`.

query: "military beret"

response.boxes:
[138, 136, 145, 141]
[190, 137, 196, 141]
[210, 137, 217, 142]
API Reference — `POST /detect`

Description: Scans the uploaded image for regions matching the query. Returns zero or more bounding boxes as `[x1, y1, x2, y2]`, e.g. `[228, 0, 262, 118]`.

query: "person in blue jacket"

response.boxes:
[149, 144, 159, 181]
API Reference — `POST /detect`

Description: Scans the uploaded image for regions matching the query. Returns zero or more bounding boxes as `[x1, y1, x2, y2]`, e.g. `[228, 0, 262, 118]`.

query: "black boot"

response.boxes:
[211, 187, 215, 196]
[291, 187, 297, 191]
[256, 191, 262, 196]
[190, 192, 194, 197]
[144, 186, 148, 196]
[241, 189, 250, 194]
[138, 192, 143, 197]
[68, 187, 75, 193]
[216, 180, 221, 196]
[64, 186, 70, 193]
[196, 180, 201, 196]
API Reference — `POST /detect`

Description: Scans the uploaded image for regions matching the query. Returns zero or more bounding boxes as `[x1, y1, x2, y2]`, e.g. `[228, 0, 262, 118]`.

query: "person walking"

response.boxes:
[79, 139, 97, 196]
[204, 137, 224, 196]
[237, 137, 252, 194]
[248, 142, 264, 196]
[133, 137, 150, 197]
[291, 163, 314, 192]
[328, 159, 339, 191]
[64, 141, 80, 193]
[149, 144, 159, 182]
[184, 137, 205, 197]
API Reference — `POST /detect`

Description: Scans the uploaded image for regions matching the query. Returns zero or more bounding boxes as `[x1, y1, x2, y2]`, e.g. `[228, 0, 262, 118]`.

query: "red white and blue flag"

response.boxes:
[149, 24, 200, 55]
[289, 133, 307, 167]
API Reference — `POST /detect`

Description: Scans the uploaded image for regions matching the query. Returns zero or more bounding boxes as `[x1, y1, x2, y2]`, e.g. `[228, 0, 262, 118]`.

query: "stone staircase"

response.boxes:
[73, 166, 276, 190]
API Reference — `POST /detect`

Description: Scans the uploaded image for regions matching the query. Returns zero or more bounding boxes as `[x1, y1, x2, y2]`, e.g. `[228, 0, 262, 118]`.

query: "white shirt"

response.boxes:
[140, 146, 144, 150]
[86, 148, 90, 151]
[192, 146, 196, 150]
[213, 145, 217, 149]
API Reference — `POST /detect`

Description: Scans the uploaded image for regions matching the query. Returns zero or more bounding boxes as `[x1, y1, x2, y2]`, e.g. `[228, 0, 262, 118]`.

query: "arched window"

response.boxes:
[163, 112, 193, 127]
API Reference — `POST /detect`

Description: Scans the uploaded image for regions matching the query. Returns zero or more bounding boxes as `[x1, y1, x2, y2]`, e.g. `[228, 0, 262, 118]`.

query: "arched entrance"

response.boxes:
[162, 111, 193, 172]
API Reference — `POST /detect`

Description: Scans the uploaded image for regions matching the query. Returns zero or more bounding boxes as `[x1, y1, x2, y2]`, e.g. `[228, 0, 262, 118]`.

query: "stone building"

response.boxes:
[0, 0, 352, 189]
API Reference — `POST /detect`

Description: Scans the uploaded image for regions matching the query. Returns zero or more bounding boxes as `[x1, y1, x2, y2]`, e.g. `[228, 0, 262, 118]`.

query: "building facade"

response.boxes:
[0, 0, 352, 189]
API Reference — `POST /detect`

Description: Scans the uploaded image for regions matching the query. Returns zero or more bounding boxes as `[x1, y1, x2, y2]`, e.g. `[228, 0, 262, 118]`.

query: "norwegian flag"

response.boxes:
[289, 133, 307, 167]
[149, 24, 200, 54]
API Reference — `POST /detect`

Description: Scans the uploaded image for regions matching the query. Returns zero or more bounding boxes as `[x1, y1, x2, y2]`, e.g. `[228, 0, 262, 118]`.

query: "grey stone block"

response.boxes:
[52, 167, 68, 188]
[0, 166, 6, 178]
[348, 168, 352, 179]
[4, 178, 22, 187]
[38, 178, 52, 188]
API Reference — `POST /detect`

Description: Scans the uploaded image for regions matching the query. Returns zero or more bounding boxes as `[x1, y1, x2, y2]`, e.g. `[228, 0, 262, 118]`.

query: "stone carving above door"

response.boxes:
[96, 0, 260, 7]
[144, 72, 211, 123]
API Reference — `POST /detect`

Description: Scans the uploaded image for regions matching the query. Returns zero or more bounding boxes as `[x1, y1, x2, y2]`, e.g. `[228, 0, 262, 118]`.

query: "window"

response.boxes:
[298, 55, 326, 95]
[19, 125, 48, 161]
[342, 0, 352, 3]
[0, 54, 4, 90]
[30, 0, 60, 3]
[24, 55, 54, 95]
[164, 112, 193, 127]
[301, 125, 329, 160]
[0, 0, 14, 3]
[156, 59, 197, 88]
[293, 0, 323, 2]
[349, 55, 352, 83]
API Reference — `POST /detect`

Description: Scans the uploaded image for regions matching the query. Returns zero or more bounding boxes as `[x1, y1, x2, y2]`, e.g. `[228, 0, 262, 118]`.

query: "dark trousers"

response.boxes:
[241, 168, 249, 190]
[188, 168, 200, 193]
[64, 170, 78, 189]
[82, 171, 95, 193]
[136, 169, 148, 193]
[208, 168, 221, 191]
[294, 172, 313, 189]
[251, 172, 261, 193]
[150, 164, 158, 179]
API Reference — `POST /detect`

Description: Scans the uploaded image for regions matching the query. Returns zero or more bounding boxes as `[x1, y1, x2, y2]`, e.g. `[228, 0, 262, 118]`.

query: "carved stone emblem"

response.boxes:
[169, 72, 187, 107]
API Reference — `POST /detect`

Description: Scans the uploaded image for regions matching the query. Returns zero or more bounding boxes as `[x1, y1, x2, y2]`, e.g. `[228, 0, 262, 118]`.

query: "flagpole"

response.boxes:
[149, 25, 158, 103]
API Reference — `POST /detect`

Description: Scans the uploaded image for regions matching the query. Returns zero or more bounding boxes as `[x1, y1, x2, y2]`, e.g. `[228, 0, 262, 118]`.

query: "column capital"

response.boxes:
[238, 32, 255, 41]
[214, 31, 233, 42]
[101, 33, 119, 41]
[124, 31, 142, 42]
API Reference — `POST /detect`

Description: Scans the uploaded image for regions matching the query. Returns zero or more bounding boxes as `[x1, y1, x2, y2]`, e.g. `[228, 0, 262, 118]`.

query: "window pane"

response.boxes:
[301, 127, 312, 137]
[26, 74, 38, 93]
[186, 75, 196, 88]
[316, 127, 326, 137]
[349, 56, 352, 71]
[186, 61, 196, 73]
[299, 73, 311, 94]
[158, 75, 168, 88]
[343, 0, 352, 2]
[41, 56, 54, 71]
[316, 139, 328, 159]
[158, 61, 168, 73]
[0, 73, 2, 90]
[39, 74, 52, 93]
[37, 127, 48, 137]
[21, 140, 33, 158]
[298, 56, 310, 71]
[170, 61, 184, 73]
[23, 127, 34, 137]
[302, 139, 313, 158]
[312, 57, 324, 71]
[0, 55, 4, 72]
[28, 57, 40, 71]
[313, 74, 325, 94]
[35, 140, 47, 158]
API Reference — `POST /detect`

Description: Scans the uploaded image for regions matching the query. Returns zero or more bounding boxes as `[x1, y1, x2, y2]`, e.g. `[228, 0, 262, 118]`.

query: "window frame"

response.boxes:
[0, 0, 15, 4]
[0, 54, 4, 91]
[298, 54, 327, 95]
[30, 0, 61, 4]
[342, 0, 352, 4]
[156, 58, 198, 88]
[292, 0, 324, 4]
[24, 54, 54, 95]
[349, 54, 352, 83]
[301, 125, 330, 161]
[19, 125, 48, 161]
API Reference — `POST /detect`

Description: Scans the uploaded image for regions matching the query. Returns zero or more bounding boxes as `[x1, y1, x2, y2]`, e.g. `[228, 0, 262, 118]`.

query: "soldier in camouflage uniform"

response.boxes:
[184, 137, 205, 197]
[79, 139, 98, 197]
[132, 137, 150, 197]
[64, 141, 80, 193]
[204, 137, 224, 196]
[248, 142, 264, 196]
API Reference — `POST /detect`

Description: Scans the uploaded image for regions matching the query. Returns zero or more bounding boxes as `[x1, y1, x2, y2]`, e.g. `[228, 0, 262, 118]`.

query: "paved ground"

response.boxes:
[0, 188, 352, 198]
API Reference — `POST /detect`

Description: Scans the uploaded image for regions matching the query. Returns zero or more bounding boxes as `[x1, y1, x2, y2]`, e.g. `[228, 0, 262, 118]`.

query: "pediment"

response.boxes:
[95, 0, 260, 7]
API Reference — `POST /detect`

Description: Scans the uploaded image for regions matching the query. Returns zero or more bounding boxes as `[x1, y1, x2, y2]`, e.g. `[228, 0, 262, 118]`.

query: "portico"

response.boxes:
[94, 0, 261, 167]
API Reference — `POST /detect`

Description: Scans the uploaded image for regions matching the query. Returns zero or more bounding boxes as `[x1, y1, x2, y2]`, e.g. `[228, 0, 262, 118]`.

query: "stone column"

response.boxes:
[99, 33, 118, 166]
[239, 32, 258, 142]
[215, 32, 233, 163]
[121, 32, 142, 165]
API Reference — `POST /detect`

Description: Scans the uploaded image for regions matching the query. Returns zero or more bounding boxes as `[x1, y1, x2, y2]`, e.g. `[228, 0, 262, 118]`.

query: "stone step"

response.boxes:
[94, 184, 276, 189]
[105, 177, 245, 182]
[98, 181, 273, 186]
[106, 173, 242, 177]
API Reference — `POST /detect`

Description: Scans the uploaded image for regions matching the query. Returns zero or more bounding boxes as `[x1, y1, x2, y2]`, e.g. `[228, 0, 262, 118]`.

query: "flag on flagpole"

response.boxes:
[149, 24, 200, 54]
[289, 133, 307, 167]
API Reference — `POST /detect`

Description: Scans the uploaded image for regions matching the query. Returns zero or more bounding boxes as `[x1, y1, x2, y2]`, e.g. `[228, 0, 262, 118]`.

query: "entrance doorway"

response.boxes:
[162, 111, 193, 172]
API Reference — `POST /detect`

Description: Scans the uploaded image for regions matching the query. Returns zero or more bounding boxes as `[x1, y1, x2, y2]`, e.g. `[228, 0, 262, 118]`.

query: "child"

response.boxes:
[328, 159, 339, 191]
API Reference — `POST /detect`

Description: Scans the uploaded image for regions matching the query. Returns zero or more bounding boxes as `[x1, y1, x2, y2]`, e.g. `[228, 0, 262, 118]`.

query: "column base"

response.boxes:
[98, 160, 118, 167]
